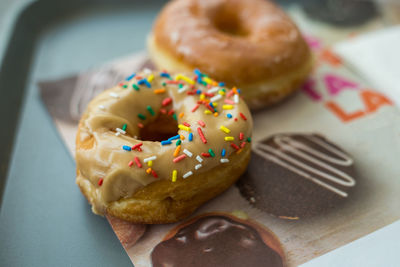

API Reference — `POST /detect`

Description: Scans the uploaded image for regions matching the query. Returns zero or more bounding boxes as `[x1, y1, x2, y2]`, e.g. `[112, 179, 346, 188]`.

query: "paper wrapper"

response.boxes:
[39, 39, 400, 266]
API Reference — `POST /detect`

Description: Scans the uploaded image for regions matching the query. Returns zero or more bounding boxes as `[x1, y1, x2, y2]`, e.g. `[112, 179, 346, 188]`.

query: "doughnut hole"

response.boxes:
[211, 7, 249, 37]
[139, 113, 179, 142]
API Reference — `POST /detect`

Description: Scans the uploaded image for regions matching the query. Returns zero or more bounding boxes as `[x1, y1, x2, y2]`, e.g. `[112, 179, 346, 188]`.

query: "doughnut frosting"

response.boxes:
[76, 69, 253, 216]
[151, 0, 311, 85]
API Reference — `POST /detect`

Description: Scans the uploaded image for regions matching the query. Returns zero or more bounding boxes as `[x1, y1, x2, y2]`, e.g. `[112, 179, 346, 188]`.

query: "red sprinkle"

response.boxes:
[191, 104, 200, 112]
[160, 108, 167, 114]
[183, 122, 191, 127]
[198, 120, 206, 128]
[118, 82, 124, 87]
[151, 170, 158, 178]
[234, 118, 238, 122]
[205, 103, 215, 112]
[173, 154, 187, 163]
[131, 143, 143, 150]
[231, 143, 240, 151]
[204, 92, 214, 97]
[128, 161, 134, 167]
[239, 132, 244, 141]
[241, 141, 246, 148]
[187, 91, 196, 95]
[239, 112, 247, 121]
[166, 80, 181, 84]
[162, 97, 172, 106]
[134, 157, 142, 168]
[138, 123, 144, 128]
[168, 109, 175, 115]
[197, 127, 207, 144]
[227, 90, 235, 97]
[98, 178, 104, 186]
[135, 76, 143, 80]
[201, 152, 211, 157]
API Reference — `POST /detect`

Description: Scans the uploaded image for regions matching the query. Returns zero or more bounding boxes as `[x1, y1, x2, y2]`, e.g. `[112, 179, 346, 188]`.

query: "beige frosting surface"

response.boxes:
[76, 70, 253, 215]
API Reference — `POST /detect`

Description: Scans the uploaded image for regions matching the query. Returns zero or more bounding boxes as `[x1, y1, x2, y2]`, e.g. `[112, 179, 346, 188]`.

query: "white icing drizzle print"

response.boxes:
[253, 134, 356, 197]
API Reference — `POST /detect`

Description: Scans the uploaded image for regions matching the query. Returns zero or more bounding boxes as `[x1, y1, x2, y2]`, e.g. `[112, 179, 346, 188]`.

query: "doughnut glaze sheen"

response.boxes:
[148, 0, 312, 108]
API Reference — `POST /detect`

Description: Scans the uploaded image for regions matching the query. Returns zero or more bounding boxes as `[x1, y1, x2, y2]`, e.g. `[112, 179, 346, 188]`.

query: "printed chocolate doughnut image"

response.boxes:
[151, 213, 285, 267]
[237, 133, 357, 219]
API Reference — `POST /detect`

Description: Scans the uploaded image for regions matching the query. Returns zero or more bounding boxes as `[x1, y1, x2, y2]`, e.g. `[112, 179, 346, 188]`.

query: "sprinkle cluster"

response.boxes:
[97, 69, 251, 186]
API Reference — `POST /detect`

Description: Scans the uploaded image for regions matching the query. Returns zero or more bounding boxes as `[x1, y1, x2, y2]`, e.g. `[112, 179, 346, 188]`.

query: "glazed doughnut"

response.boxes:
[148, 0, 312, 109]
[76, 69, 253, 224]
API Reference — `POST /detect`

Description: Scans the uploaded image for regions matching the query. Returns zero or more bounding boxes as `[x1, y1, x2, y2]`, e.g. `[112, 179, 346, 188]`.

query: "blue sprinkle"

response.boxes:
[194, 69, 203, 76]
[161, 140, 172, 146]
[221, 149, 226, 157]
[219, 82, 225, 87]
[138, 79, 151, 88]
[209, 102, 215, 108]
[168, 135, 181, 141]
[160, 72, 171, 79]
[196, 90, 202, 95]
[125, 73, 136, 81]
[197, 77, 203, 83]
[122, 145, 132, 151]
[237, 89, 241, 94]
[227, 113, 233, 119]
[188, 133, 193, 142]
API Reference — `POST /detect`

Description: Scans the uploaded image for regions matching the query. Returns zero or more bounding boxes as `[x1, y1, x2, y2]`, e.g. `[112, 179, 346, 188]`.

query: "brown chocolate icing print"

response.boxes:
[151, 215, 284, 267]
[237, 133, 357, 219]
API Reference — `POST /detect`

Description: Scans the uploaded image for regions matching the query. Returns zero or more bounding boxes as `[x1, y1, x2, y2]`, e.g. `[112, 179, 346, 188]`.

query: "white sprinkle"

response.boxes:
[178, 85, 188, 94]
[210, 94, 222, 102]
[183, 149, 193, 157]
[116, 128, 126, 134]
[195, 164, 202, 170]
[183, 171, 193, 179]
[207, 87, 220, 93]
[196, 155, 203, 163]
[250, 197, 256, 203]
[115, 132, 120, 136]
[143, 156, 157, 163]
[143, 68, 152, 74]
[109, 92, 119, 98]
[220, 158, 230, 163]
[234, 94, 239, 104]
[98, 105, 106, 110]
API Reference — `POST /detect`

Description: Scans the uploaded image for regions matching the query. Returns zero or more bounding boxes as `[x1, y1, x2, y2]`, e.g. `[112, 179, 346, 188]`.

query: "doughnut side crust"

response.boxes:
[106, 146, 250, 223]
[148, 34, 313, 109]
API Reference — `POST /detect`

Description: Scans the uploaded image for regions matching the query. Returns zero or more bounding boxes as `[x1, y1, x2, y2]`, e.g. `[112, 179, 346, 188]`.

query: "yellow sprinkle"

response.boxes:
[180, 135, 185, 140]
[212, 102, 218, 107]
[148, 74, 154, 82]
[204, 110, 212, 115]
[172, 170, 177, 182]
[213, 112, 219, 117]
[203, 77, 214, 85]
[147, 160, 153, 167]
[199, 94, 205, 100]
[146, 168, 152, 174]
[154, 88, 166, 94]
[179, 112, 184, 118]
[175, 74, 194, 85]
[178, 124, 191, 132]
[223, 105, 233, 110]
[220, 126, 231, 134]
[174, 145, 181, 157]
[225, 136, 234, 141]
[218, 90, 225, 96]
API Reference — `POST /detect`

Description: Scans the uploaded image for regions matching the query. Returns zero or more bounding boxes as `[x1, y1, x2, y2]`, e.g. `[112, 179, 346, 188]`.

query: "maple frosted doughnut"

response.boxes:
[148, 0, 312, 109]
[75, 69, 253, 224]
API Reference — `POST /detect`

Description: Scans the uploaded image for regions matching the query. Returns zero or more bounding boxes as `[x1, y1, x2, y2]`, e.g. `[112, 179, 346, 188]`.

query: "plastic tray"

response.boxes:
[0, 0, 167, 266]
